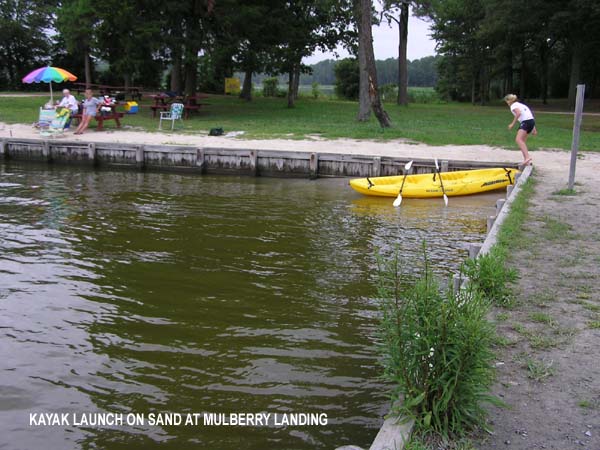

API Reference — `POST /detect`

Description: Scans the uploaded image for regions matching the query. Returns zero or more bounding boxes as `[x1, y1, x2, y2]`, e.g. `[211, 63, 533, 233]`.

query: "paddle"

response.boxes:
[392, 160, 413, 207]
[434, 158, 449, 206]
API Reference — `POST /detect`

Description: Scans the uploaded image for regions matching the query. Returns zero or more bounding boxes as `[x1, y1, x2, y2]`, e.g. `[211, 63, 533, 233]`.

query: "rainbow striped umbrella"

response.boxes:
[22, 66, 78, 103]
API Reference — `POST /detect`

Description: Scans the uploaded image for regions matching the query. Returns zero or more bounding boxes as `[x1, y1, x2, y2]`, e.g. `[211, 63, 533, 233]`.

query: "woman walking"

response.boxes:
[74, 89, 101, 135]
[504, 94, 537, 166]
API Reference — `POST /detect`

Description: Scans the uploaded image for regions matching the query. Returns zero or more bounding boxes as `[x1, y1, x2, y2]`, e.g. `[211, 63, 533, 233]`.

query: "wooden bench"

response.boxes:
[72, 111, 125, 131]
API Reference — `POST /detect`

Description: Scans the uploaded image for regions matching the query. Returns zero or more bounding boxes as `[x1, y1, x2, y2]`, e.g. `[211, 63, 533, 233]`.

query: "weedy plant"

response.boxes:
[376, 248, 500, 438]
[462, 247, 517, 306]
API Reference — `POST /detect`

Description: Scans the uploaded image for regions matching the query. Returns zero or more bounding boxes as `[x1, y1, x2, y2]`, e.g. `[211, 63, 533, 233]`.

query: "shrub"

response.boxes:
[408, 88, 443, 104]
[334, 58, 359, 100]
[262, 77, 279, 97]
[462, 247, 517, 306]
[311, 81, 320, 99]
[379, 83, 398, 102]
[377, 249, 498, 437]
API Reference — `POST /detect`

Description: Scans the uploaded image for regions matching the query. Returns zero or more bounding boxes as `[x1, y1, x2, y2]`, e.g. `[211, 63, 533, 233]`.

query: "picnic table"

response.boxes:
[71, 103, 124, 131]
[148, 93, 210, 119]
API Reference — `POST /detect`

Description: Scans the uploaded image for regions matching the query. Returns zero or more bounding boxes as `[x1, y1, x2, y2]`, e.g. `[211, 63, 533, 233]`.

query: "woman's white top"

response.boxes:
[510, 101, 534, 122]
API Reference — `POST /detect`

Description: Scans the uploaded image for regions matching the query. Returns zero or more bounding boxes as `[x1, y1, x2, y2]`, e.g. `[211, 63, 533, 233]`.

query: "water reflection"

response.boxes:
[0, 163, 500, 449]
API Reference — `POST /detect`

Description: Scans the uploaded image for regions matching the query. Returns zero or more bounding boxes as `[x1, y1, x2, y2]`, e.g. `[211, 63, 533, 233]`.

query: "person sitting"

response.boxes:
[74, 89, 101, 135]
[55, 89, 79, 129]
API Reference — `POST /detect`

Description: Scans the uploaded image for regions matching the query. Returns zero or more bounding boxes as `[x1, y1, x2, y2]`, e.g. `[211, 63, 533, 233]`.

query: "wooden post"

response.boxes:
[136, 145, 145, 169]
[249, 150, 258, 176]
[487, 216, 496, 234]
[87, 143, 97, 166]
[441, 160, 449, 173]
[568, 84, 585, 190]
[372, 156, 381, 177]
[309, 152, 319, 179]
[453, 273, 462, 294]
[195, 147, 205, 173]
[42, 140, 51, 162]
[496, 199, 506, 216]
[468, 243, 482, 259]
[0, 139, 6, 160]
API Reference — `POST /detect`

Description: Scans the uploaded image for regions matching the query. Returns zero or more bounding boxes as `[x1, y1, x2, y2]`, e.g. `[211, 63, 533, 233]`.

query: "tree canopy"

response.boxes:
[2, 0, 600, 105]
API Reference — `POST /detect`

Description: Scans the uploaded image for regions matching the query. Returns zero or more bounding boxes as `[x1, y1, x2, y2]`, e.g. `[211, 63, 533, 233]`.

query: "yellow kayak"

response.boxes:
[349, 167, 518, 198]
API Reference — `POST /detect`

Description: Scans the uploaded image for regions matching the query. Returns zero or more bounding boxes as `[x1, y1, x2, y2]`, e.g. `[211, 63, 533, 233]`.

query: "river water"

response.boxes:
[0, 162, 500, 449]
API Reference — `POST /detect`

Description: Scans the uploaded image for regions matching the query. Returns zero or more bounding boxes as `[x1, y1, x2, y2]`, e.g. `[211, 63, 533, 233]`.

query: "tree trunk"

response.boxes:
[123, 73, 130, 90]
[359, 0, 391, 127]
[287, 70, 295, 108]
[397, 2, 409, 106]
[170, 49, 182, 94]
[240, 69, 252, 101]
[355, 0, 371, 121]
[471, 75, 476, 105]
[184, 49, 198, 96]
[479, 67, 486, 106]
[568, 40, 583, 109]
[84, 51, 92, 88]
[293, 64, 301, 100]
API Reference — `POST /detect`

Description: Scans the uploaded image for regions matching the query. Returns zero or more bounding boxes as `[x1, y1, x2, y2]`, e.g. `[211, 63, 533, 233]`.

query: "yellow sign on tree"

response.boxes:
[225, 77, 241, 94]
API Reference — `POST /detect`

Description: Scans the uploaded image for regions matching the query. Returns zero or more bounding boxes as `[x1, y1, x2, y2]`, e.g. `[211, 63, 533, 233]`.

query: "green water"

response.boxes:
[0, 162, 500, 450]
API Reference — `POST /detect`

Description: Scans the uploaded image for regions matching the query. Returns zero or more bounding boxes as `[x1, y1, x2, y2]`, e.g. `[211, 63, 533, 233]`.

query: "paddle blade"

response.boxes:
[434, 158, 439, 170]
[443, 194, 448, 206]
[405, 160, 413, 171]
[393, 194, 402, 207]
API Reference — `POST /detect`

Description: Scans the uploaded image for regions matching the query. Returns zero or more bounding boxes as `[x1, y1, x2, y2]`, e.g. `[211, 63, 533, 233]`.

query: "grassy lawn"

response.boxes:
[1, 94, 599, 151]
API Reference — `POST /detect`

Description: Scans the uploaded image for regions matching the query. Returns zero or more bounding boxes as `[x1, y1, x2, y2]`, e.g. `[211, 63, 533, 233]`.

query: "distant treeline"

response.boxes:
[246, 55, 439, 87]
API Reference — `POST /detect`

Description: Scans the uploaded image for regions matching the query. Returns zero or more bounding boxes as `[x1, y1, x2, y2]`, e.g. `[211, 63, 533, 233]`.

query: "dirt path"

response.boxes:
[478, 159, 600, 449]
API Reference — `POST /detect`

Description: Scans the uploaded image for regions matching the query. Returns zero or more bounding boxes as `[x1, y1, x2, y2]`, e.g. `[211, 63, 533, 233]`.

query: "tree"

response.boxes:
[382, 0, 410, 105]
[357, 0, 391, 126]
[0, 0, 56, 89]
[56, 0, 97, 86]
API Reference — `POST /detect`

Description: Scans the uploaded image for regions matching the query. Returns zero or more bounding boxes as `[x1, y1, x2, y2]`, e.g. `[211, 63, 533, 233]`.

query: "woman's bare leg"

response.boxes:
[516, 129, 532, 164]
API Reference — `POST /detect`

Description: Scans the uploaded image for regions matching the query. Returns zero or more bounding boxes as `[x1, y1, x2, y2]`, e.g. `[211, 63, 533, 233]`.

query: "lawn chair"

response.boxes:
[40, 109, 69, 138]
[36, 108, 56, 131]
[159, 102, 184, 130]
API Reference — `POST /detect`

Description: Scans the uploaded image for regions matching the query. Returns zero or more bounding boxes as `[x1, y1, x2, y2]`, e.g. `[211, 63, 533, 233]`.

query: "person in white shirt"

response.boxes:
[56, 89, 78, 114]
[56, 89, 79, 129]
[504, 94, 537, 166]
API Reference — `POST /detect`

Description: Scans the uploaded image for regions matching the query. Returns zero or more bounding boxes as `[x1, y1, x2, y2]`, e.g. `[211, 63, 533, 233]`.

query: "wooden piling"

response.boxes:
[195, 147, 205, 173]
[468, 243, 482, 259]
[372, 156, 381, 177]
[87, 143, 97, 166]
[496, 199, 506, 216]
[135, 145, 145, 169]
[487, 215, 496, 234]
[249, 150, 258, 176]
[309, 152, 319, 179]
[42, 140, 51, 162]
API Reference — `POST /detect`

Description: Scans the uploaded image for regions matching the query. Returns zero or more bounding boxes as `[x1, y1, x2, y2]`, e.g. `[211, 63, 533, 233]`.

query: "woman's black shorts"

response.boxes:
[519, 119, 535, 134]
